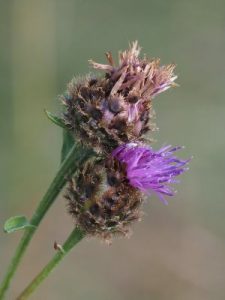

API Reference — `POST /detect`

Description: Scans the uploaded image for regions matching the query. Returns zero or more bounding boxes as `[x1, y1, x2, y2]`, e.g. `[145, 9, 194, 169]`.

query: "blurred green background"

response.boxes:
[1, 0, 225, 299]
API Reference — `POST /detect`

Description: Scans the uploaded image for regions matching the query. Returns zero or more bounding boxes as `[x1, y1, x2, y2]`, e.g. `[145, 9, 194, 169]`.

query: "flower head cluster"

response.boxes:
[63, 42, 190, 240]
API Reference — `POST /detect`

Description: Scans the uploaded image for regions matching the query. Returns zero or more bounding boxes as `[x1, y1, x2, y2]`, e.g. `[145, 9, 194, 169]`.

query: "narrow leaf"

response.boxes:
[45, 110, 66, 129]
[4, 216, 35, 233]
[61, 130, 75, 163]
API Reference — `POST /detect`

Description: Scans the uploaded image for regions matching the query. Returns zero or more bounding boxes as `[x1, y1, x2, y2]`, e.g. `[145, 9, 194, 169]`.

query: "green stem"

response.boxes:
[0, 143, 93, 299]
[16, 227, 85, 300]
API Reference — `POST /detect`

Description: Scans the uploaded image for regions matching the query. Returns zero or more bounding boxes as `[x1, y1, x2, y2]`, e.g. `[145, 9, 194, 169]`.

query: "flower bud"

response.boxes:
[66, 158, 142, 241]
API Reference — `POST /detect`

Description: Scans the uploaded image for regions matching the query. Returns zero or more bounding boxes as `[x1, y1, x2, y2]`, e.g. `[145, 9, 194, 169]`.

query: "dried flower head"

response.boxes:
[112, 143, 189, 205]
[62, 41, 177, 153]
[90, 41, 177, 99]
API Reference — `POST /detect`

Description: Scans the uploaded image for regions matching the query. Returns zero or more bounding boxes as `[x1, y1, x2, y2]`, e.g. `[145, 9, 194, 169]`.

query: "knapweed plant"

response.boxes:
[0, 42, 190, 299]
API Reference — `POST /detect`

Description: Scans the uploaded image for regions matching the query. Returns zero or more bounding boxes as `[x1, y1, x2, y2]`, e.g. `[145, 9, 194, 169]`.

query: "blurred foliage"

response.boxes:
[0, 0, 225, 299]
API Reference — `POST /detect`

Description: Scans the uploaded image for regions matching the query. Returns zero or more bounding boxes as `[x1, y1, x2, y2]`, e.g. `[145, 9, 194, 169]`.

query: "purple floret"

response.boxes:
[112, 143, 189, 205]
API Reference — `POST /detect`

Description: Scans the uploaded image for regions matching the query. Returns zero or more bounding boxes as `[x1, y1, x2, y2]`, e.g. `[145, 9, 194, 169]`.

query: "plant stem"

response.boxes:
[16, 227, 85, 300]
[0, 143, 93, 300]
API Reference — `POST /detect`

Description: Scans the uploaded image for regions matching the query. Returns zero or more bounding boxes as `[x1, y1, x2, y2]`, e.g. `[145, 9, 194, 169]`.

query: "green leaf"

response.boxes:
[61, 130, 75, 163]
[4, 216, 36, 233]
[45, 110, 75, 162]
[45, 110, 67, 129]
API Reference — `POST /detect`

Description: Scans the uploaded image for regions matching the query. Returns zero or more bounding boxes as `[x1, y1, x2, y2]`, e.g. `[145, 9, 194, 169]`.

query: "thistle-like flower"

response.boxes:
[112, 143, 189, 205]
[63, 42, 189, 241]
[66, 143, 189, 240]
[62, 41, 177, 153]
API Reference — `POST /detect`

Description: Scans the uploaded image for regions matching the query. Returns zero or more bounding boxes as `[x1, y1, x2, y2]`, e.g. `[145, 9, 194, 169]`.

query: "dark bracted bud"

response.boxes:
[62, 41, 177, 153]
[66, 158, 143, 241]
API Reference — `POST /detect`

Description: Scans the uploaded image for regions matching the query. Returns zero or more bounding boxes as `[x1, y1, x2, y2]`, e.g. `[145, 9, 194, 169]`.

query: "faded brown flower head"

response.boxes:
[62, 41, 177, 153]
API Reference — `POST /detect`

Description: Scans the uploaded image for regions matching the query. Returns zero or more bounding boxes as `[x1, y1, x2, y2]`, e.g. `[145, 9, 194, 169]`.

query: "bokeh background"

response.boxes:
[0, 0, 225, 299]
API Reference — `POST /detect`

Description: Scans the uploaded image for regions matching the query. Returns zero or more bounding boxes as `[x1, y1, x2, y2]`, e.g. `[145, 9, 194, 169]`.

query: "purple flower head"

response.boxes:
[112, 143, 190, 205]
